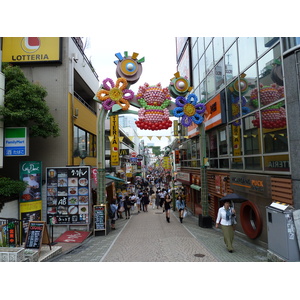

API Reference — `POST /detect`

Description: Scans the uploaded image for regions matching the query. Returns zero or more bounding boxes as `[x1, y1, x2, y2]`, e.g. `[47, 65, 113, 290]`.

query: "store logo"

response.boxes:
[21, 37, 41, 53]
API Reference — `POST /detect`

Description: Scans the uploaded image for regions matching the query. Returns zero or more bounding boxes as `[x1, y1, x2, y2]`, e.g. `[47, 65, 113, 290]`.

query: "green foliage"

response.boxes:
[0, 64, 60, 138]
[0, 177, 27, 197]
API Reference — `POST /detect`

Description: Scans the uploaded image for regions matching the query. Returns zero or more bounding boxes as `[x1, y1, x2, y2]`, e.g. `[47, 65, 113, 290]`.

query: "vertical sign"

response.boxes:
[46, 166, 90, 225]
[110, 115, 119, 166]
[5, 127, 28, 156]
[173, 120, 178, 136]
[19, 161, 42, 241]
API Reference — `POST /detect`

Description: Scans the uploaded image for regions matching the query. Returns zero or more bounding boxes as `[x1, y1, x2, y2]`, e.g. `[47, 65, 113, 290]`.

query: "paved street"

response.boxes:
[49, 205, 268, 262]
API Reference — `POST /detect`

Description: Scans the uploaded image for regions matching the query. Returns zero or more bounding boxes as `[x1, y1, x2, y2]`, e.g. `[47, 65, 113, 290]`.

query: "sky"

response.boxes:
[85, 36, 178, 149]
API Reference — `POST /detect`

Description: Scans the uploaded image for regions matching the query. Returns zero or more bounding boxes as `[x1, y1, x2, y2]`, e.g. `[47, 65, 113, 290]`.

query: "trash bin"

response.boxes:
[266, 202, 300, 262]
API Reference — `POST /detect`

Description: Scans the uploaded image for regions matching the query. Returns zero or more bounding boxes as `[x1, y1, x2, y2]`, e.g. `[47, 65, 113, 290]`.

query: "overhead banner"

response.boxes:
[2, 37, 62, 64]
[110, 115, 119, 166]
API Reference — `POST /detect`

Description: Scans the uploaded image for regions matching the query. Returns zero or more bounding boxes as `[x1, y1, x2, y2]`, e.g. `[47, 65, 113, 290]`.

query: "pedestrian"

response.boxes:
[141, 192, 150, 212]
[155, 191, 160, 209]
[215, 200, 236, 253]
[150, 192, 156, 209]
[124, 195, 131, 219]
[164, 194, 172, 223]
[176, 195, 186, 223]
[117, 195, 124, 219]
[136, 193, 141, 213]
[110, 200, 118, 230]
[130, 193, 137, 212]
[159, 189, 166, 208]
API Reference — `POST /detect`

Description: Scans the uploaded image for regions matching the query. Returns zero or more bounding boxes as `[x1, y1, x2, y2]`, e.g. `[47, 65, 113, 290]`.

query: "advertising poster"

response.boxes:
[19, 161, 43, 240]
[46, 166, 90, 225]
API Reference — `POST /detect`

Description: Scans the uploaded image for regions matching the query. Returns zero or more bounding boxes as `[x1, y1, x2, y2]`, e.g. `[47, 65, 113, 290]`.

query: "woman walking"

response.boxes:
[110, 200, 118, 230]
[124, 195, 131, 219]
[141, 192, 150, 212]
[164, 194, 172, 223]
[176, 195, 186, 223]
[215, 200, 236, 252]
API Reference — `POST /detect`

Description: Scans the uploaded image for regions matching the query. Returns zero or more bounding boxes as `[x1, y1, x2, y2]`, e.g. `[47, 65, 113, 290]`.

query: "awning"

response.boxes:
[105, 175, 125, 183]
[190, 184, 201, 191]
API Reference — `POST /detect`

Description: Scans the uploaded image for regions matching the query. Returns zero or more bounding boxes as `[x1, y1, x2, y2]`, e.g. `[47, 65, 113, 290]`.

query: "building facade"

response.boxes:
[176, 37, 300, 247]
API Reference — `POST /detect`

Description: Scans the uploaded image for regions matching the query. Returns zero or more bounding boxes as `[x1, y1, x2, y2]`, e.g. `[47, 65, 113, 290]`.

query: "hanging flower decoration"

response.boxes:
[173, 93, 206, 127]
[96, 77, 134, 111]
[135, 83, 172, 130]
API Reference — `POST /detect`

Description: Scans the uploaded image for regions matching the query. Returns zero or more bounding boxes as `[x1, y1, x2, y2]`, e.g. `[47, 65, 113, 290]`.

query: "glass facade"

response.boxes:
[190, 37, 289, 173]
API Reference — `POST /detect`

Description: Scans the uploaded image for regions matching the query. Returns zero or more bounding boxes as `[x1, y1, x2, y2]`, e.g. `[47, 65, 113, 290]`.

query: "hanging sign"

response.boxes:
[4, 127, 29, 156]
[110, 115, 119, 166]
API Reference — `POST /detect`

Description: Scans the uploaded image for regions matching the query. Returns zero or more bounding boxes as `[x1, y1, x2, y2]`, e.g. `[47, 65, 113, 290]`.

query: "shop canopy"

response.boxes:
[105, 174, 125, 183]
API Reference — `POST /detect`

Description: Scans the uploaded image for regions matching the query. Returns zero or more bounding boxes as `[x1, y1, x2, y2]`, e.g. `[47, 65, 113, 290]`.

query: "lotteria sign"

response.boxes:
[4, 127, 29, 156]
[2, 37, 62, 63]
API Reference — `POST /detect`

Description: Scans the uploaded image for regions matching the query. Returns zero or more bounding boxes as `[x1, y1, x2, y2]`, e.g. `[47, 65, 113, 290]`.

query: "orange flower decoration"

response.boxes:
[96, 77, 134, 111]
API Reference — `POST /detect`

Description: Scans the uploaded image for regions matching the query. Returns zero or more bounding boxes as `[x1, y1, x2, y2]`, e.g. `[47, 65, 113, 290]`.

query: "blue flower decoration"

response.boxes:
[173, 94, 206, 127]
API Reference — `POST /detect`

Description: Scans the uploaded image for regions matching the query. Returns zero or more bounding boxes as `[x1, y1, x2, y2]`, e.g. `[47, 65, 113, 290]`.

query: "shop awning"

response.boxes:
[191, 184, 201, 191]
[105, 175, 125, 183]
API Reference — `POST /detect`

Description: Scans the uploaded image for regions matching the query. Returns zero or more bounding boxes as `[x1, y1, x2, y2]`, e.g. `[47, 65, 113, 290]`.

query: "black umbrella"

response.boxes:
[219, 193, 248, 203]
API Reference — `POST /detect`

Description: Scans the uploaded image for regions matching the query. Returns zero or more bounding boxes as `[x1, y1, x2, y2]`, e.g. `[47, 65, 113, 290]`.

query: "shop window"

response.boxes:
[219, 159, 229, 169]
[73, 125, 96, 157]
[264, 154, 290, 172]
[229, 124, 243, 158]
[230, 157, 243, 169]
[209, 159, 218, 168]
[243, 114, 260, 155]
[238, 37, 256, 72]
[225, 42, 238, 82]
[208, 131, 218, 158]
[245, 156, 262, 170]
[218, 128, 227, 155]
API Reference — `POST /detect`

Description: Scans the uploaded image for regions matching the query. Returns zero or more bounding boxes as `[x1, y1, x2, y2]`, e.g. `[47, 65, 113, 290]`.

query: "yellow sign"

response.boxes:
[2, 37, 61, 63]
[110, 115, 119, 166]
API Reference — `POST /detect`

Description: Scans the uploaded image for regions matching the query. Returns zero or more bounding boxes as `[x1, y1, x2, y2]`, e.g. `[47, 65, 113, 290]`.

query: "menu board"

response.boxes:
[46, 166, 90, 225]
[24, 221, 51, 251]
[94, 205, 105, 231]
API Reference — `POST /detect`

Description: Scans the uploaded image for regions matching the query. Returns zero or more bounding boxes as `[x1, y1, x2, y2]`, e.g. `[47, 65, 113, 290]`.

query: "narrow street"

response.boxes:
[49, 205, 267, 262]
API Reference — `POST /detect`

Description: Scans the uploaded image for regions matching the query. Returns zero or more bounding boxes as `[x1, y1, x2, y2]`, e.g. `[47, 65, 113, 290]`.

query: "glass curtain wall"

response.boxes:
[191, 37, 289, 173]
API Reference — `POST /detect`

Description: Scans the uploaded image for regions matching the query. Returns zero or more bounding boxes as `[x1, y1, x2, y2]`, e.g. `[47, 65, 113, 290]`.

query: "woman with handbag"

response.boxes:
[124, 195, 131, 219]
[176, 195, 186, 223]
[215, 200, 236, 253]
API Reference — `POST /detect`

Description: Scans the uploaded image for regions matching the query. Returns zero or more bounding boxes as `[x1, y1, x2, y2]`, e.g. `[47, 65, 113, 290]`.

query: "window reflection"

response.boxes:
[238, 37, 256, 72]
[213, 37, 223, 62]
[205, 42, 214, 73]
[225, 42, 238, 82]
[245, 157, 262, 170]
[215, 59, 225, 90]
[243, 114, 260, 155]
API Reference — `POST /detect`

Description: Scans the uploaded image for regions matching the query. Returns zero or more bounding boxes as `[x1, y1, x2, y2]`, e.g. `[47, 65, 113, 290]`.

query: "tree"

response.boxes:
[0, 63, 60, 138]
[148, 146, 161, 157]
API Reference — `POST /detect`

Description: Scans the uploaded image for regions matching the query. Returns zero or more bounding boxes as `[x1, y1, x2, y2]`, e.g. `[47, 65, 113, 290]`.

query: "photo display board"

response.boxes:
[46, 166, 90, 225]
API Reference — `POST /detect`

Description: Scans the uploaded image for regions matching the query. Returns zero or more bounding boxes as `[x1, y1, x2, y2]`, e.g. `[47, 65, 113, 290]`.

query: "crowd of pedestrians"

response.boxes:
[109, 173, 187, 229]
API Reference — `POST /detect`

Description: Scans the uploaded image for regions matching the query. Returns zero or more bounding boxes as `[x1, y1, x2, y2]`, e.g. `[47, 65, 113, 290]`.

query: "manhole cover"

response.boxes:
[194, 254, 205, 258]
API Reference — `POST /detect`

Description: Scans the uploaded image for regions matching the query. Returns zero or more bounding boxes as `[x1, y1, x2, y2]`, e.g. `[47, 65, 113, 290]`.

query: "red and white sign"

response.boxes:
[131, 151, 137, 158]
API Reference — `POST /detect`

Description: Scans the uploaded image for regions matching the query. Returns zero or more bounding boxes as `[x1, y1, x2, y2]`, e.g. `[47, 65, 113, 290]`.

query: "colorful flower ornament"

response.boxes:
[96, 77, 134, 111]
[173, 93, 206, 127]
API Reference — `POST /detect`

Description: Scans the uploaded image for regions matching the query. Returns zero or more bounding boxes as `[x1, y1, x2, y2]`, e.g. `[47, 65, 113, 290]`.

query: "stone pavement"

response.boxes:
[47, 205, 268, 262]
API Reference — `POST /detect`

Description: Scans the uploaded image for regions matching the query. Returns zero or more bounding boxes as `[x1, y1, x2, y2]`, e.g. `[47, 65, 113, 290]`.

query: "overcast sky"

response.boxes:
[85, 36, 178, 148]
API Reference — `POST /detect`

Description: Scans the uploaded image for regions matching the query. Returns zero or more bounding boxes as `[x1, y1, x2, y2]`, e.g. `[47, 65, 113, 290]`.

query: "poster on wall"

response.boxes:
[19, 161, 42, 241]
[46, 166, 91, 225]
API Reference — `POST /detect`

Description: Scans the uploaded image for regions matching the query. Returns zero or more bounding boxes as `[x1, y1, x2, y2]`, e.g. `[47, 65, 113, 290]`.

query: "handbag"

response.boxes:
[183, 210, 187, 218]
[118, 206, 125, 212]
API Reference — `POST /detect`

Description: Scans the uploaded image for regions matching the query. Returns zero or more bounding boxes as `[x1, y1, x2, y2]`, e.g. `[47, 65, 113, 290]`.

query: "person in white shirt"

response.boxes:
[215, 200, 236, 253]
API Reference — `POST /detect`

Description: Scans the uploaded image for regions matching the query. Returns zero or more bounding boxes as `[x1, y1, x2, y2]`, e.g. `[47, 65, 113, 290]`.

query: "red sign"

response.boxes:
[131, 151, 137, 157]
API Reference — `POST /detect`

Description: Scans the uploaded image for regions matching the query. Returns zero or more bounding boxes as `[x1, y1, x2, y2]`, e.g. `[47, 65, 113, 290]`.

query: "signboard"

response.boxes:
[2, 37, 62, 64]
[94, 205, 106, 232]
[110, 115, 119, 166]
[46, 166, 91, 225]
[24, 221, 51, 253]
[204, 93, 226, 131]
[19, 161, 42, 241]
[176, 172, 190, 183]
[4, 127, 28, 156]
